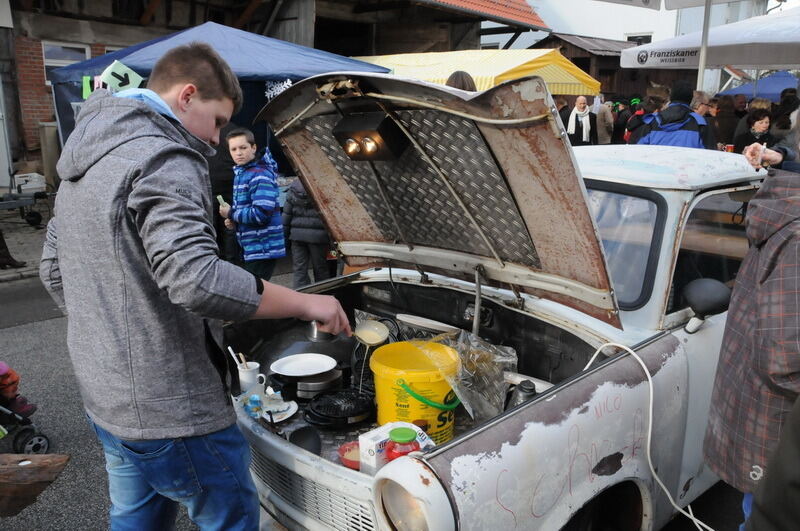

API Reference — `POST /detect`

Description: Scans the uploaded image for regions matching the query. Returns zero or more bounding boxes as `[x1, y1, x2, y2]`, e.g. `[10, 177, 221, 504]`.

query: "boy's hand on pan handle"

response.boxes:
[303, 294, 352, 337]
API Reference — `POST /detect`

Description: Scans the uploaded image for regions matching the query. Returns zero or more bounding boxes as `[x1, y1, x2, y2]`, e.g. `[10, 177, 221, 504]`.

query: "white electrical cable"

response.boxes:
[585, 342, 714, 531]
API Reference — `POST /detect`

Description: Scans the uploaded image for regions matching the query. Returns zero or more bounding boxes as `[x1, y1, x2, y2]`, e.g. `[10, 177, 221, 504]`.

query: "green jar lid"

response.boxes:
[389, 427, 417, 444]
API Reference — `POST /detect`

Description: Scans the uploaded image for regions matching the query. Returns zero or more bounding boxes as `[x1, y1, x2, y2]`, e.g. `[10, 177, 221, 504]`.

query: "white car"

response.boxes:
[230, 73, 763, 530]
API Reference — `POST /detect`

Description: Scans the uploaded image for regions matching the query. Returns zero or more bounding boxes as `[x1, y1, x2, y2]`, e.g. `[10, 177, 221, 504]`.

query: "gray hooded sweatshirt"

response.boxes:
[41, 90, 261, 440]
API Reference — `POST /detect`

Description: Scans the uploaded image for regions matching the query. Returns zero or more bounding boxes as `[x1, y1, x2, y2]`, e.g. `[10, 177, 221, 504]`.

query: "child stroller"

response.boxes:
[0, 403, 50, 454]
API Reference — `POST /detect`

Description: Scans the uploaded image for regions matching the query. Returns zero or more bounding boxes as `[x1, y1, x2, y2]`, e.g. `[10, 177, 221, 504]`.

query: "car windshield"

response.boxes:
[586, 188, 658, 306]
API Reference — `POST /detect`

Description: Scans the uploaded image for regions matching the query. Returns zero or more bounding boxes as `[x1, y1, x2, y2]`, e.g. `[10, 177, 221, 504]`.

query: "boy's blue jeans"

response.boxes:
[89, 419, 260, 531]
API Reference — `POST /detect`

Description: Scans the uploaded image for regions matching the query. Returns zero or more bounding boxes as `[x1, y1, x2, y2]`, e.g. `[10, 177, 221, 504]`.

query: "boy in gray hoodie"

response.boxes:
[40, 42, 350, 529]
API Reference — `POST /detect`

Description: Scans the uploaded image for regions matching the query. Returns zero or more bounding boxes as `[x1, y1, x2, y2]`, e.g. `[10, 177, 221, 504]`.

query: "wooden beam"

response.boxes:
[503, 30, 523, 49]
[139, 0, 163, 26]
[234, 0, 263, 29]
[259, 0, 284, 36]
[479, 25, 518, 36]
[353, 1, 409, 13]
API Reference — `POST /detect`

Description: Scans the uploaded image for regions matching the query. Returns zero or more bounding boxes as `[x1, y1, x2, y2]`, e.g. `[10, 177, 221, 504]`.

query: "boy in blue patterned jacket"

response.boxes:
[219, 128, 286, 280]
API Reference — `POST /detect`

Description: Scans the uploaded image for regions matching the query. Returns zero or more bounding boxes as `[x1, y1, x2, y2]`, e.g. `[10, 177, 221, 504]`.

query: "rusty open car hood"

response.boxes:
[257, 73, 620, 327]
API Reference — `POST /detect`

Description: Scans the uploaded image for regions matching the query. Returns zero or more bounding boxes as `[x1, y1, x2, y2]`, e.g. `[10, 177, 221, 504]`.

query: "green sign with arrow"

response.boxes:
[99, 60, 143, 92]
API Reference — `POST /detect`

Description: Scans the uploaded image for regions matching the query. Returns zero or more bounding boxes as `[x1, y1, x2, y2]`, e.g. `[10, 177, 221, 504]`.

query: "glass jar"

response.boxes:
[385, 427, 420, 461]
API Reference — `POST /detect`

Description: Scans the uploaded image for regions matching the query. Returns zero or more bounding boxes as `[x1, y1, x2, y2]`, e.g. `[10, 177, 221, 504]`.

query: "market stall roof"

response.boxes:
[354, 48, 600, 95]
[620, 6, 800, 70]
[718, 71, 799, 102]
[49, 21, 388, 84]
[546, 33, 637, 57]
[419, 0, 549, 31]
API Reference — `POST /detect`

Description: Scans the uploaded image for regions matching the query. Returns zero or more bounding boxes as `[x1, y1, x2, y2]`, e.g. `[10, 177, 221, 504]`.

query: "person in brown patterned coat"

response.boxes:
[703, 168, 800, 529]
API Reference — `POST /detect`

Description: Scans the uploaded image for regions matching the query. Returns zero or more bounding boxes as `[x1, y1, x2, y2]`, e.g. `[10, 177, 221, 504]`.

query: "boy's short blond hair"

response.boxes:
[148, 42, 242, 113]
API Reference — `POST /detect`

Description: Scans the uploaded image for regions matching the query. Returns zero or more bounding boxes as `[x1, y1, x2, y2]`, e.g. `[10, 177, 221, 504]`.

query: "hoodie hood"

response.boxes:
[644, 103, 706, 132]
[746, 170, 800, 247]
[57, 89, 214, 183]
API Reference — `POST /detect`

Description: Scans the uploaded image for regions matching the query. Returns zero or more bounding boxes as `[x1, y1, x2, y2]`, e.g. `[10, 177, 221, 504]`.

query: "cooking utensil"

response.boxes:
[354, 320, 390, 346]
[228, 346, 244, 369]
[303, 389, 374, 429]
[338, 441, 360, 470]
[288, 426, 322, 456]
[270, 353, 337, 377]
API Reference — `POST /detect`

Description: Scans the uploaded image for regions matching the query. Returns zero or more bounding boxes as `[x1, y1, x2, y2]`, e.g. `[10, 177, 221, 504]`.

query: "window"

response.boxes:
[42, 41, 90, 85]
[667, 191, 750, 313]
[626, 34, 652, 45]
[586, 188, 659, 307]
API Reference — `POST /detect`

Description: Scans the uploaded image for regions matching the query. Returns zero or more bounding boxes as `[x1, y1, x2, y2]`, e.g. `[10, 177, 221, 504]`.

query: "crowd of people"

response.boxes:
[555, 81, 799, 160]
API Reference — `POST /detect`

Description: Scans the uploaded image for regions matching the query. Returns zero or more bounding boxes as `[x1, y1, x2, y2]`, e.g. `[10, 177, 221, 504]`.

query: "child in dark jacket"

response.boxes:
[219, 128, 285, 280]
[283, 179, 332, 288]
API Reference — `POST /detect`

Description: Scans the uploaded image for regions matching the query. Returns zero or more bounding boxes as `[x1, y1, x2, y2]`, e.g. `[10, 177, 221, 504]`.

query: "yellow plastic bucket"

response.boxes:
[370, 341, 460, 444]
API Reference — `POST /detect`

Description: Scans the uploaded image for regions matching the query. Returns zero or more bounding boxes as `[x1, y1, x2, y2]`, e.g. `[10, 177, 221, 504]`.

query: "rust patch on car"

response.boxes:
[420, 475, 431, 486]
[426, 335, 682, 485]
[591, 452, 624, 476]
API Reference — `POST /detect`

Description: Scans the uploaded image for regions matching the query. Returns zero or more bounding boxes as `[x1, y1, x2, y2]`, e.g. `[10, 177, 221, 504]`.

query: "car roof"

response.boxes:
[574, 145, 762, 190]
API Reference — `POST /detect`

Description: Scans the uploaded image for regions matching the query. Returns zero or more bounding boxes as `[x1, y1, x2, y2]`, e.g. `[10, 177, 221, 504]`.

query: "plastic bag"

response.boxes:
[420, 330, 517, 422]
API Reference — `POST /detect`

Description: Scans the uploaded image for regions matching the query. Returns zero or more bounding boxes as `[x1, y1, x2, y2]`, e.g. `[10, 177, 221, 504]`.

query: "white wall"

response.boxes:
[482, 0, 793, 50]
[482, 0, 678, 49]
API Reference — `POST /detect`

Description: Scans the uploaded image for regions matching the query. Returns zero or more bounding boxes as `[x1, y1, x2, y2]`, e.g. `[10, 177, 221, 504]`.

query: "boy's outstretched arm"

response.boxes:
[252, 279, 352, 337]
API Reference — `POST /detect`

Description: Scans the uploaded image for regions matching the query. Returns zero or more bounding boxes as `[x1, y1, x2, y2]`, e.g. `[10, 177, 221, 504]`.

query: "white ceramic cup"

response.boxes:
[238, 361, 267, 394]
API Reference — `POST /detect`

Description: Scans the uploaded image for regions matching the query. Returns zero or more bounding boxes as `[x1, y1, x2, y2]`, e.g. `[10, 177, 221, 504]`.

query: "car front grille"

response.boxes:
[250, 445, 376, 531]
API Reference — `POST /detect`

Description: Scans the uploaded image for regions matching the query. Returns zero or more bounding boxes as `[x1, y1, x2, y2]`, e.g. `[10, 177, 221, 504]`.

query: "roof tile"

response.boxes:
[420, 0, 549, 30]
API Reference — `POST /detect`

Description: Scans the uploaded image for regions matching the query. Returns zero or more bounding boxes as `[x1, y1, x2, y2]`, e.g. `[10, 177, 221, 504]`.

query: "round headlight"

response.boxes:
[380, 480, 429, 531]
[344, 138, 361, 155]
[362, 136, 379, 154]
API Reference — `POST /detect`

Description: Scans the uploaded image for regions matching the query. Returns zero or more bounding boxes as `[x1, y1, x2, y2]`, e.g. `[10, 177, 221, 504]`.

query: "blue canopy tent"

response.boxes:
[718, 71, 799, 102]
[50, 21, 388, 147]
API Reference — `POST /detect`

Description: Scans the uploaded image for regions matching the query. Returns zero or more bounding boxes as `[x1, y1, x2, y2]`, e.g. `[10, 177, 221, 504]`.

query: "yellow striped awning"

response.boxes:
[354, 48, 600, 95]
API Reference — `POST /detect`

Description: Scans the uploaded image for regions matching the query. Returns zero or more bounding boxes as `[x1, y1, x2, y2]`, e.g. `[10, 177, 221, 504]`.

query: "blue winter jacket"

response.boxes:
[230, 151, 286, 261]
[636, 103, 715, 149]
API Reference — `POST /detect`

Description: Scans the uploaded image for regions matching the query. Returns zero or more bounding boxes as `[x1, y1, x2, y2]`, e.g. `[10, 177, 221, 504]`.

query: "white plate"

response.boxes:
[262, 400, 298, 423]
[270, 353, 337, 377]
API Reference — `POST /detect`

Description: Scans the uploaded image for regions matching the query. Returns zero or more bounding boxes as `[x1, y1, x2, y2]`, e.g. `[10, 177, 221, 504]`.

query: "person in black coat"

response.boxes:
[206, 121, 241, 263]
[733, 109, 775, 154]
[282, 179, 332, 288]
[566, 96, 598, 146]
[612, 99, 632, 144]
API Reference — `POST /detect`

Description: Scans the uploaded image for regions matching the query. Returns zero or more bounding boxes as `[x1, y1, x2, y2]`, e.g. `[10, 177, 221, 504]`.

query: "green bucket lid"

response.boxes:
[389, 427, 417, 444]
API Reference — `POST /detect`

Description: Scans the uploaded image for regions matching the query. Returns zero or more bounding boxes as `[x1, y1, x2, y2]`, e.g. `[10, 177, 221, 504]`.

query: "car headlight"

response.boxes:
[373, 457, 455, 531]
[381, 480, 429, 531]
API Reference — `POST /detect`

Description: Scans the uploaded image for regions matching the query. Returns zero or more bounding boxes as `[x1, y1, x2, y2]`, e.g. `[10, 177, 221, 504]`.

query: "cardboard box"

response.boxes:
[358, 422, 435, 475]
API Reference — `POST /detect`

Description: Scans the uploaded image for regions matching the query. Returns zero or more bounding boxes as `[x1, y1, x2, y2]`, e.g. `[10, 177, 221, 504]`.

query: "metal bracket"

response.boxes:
[509, 283, 525, 310]
[415, 265, 430, 284]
